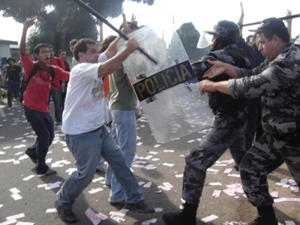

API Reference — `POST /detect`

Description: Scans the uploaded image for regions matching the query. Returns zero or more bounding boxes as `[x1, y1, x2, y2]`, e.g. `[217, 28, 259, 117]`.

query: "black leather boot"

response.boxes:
[249, 205, 278, 225]
[162, 203, 198, 225]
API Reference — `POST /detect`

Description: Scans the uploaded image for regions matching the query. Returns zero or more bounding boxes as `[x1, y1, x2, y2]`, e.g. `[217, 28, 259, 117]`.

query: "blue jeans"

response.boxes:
[49, 88, 62, 123]
[97, 156, 105, 167]
[97, 100, 112, 168]
[7, 80, 20, 107]
[105, 109, 137, 202]
[57, 126, 143, 209]
[24, 106, 54, 174]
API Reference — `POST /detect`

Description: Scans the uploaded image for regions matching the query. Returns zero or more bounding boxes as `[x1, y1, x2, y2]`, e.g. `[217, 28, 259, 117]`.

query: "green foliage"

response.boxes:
[291, 35, 299, 44]
[1, 88, 7, 99]
[0, 0, 154, 54]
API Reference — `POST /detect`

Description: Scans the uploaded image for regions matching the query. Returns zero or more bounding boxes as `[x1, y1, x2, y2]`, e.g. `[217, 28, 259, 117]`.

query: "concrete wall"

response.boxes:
[0, 40, 18, 58]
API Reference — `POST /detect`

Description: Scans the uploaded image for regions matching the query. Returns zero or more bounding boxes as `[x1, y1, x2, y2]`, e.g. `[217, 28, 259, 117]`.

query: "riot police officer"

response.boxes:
[163, 20, 250, 225]
[199, 17, 299, 225]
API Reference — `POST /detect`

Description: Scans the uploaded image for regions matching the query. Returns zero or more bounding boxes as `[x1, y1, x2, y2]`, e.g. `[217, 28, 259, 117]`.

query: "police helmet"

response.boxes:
[206, 20, 240, 50]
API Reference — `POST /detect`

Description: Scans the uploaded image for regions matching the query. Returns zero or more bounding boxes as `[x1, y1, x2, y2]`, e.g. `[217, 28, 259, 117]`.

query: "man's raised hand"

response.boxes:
[202, 60, 226, 79]
[24, 16, 37, 29]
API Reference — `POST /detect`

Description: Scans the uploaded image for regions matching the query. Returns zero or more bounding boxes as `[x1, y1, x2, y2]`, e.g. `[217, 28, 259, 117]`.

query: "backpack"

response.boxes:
[19, 63, 55, 103]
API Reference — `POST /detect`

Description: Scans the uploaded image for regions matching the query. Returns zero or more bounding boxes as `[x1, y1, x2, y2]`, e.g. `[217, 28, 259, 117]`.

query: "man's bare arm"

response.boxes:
[285, 9, 292, 38]
[103, 13, 137, 59]
[203, 60, 239, 79]
[199, 80, 229, 95]
[20, 17, 37, 56]
[98, 38, 139, 78]
[103, 36, 121, 59]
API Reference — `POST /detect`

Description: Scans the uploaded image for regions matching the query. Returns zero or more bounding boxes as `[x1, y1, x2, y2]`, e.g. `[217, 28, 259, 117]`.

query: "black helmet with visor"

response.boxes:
[206, 20, 240, 50]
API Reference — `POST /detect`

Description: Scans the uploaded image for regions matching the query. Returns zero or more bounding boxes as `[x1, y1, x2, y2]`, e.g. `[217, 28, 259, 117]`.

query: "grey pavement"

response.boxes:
[0, 98, 299, 225]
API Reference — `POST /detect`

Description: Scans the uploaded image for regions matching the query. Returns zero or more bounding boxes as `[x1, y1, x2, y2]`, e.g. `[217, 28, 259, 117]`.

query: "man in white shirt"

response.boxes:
[56, 36, 154, 223]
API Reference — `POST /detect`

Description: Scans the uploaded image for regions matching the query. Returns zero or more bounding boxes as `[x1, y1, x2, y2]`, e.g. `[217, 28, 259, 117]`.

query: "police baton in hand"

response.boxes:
[242, 14, 300, 27]
[73, 0, 158, 65]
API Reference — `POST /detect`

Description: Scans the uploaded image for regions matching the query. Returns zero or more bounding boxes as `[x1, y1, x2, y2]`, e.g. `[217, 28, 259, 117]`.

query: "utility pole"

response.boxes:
[99, 20, 103, 43]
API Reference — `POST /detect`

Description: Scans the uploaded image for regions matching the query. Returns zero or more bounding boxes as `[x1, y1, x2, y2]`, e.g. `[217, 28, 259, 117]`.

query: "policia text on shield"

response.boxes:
[133, 60, 195, 102]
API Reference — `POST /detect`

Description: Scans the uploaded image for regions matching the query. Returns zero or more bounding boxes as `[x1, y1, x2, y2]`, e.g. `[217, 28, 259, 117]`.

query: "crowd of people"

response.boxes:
[0, 45, 70, 114]
[4, 3, 298, 224]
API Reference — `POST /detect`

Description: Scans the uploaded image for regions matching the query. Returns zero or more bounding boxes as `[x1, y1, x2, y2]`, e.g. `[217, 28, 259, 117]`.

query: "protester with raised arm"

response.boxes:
[20, 17, 69, 176]
[56, 15, 154, 223]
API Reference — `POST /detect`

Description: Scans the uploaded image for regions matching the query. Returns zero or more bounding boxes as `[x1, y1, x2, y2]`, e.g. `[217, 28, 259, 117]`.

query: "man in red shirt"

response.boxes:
[49, 45, 65, 125]
[20, 17, 70, 176]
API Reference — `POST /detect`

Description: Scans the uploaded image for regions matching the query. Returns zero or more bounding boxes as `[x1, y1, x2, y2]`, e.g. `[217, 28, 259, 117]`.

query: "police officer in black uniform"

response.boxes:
[163, 20, 250, 225]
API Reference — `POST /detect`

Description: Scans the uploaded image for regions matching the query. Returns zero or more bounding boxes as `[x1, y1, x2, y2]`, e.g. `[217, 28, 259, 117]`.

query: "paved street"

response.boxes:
[0, 99, 299, 225]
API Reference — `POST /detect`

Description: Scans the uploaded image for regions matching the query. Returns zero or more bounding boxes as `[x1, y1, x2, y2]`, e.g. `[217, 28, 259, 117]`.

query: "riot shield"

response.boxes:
[117, 26, 213, 143]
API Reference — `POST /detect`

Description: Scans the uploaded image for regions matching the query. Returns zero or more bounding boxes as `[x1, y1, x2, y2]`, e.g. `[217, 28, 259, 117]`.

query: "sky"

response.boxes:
[0, 0, 299, 45]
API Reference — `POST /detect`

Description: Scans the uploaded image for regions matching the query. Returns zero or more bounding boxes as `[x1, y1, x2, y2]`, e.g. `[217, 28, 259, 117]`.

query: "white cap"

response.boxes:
[295, 38, 300, 46]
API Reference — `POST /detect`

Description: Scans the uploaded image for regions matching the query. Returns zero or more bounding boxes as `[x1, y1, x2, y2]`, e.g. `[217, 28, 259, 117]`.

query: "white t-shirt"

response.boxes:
[62, 62, 106, 135]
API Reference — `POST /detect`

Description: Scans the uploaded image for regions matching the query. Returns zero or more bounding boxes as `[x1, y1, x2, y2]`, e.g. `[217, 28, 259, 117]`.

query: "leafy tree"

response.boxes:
[0, 0, 154, 54]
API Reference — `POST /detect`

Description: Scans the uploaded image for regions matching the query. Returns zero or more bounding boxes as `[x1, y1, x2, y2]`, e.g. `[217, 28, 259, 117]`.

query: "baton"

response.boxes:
[73, 0, 158, 64]
[242, 14, 300, 27]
